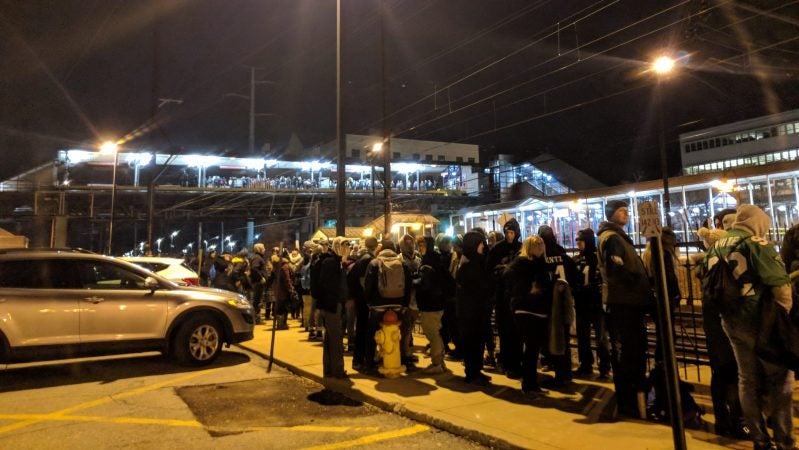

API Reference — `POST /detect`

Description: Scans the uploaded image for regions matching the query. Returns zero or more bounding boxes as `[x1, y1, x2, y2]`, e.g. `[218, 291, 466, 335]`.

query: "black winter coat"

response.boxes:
[504, 256, 555, 316]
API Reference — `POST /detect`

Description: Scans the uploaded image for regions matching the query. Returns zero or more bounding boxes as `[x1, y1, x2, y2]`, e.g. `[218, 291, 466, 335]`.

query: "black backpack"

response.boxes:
[646, 363, 705, 428]
[701, 239, 746, 316]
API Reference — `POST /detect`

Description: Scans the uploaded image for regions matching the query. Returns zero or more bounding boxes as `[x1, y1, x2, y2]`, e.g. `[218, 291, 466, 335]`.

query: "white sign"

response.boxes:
[638, 201, 662, 238]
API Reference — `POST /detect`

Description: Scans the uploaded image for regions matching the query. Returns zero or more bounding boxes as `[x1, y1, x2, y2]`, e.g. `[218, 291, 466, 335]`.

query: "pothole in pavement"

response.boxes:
[176, 376, 372, 436]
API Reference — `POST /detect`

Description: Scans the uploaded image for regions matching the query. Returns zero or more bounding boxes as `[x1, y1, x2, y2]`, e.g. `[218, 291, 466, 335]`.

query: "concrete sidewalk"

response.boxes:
[238, 319, 750, 450]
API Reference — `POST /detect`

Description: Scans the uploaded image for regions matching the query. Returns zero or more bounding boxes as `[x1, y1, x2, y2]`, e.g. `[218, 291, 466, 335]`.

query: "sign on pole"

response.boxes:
[638, 201, 662, 238]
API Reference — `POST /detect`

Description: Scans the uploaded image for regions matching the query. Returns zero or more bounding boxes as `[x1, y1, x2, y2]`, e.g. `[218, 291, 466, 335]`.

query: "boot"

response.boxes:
[276, 315, 289, 330]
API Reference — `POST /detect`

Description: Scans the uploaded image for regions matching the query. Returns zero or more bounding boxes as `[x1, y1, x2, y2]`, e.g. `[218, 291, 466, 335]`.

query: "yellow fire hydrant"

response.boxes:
[374, 309, 405, 378]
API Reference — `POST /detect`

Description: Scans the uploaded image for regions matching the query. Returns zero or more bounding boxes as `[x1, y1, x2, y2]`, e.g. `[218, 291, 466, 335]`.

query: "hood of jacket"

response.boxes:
[461, 231, 485, 259]
[538, 224, 565, 256]
[733, 204, 770, 238]
[576, 228, 596, 254]
[503, 218, 521, 242]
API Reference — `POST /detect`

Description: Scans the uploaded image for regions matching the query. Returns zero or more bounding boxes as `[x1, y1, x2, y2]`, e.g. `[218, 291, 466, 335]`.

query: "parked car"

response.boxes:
[120, 256, 199, 286]
[0, 249, 253, 366]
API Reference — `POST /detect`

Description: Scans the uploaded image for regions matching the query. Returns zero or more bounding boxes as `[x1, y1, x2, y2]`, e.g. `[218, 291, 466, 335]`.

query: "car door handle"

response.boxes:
[84, 296, 105, 304]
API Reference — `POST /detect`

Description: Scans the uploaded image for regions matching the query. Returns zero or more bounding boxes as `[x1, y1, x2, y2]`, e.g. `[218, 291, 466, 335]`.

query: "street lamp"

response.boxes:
[651, 55, 675, 227]
[170, 230, 180, 252]
[156, 237, 163, 254]
[99, 140, 119, 255]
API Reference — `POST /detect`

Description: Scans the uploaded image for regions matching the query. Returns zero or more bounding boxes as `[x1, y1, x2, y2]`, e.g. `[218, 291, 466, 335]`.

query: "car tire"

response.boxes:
[172, 314, 223, 366]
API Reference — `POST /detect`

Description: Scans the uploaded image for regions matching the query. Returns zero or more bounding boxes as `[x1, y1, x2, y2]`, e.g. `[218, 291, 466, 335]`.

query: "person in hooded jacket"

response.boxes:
[363, 240, 413, 373]
[572, 228, 611, 379]
[271, 249, 296, 330]
[597, 200, 652, 419]
[486, 218, 523, 376]
[505, 235, 554, 394]
[537, 225, 578, 386]
[249, 243, 269, 324]
[456, 231, 493, 385]
[416, 235, 448, 374]
[313, 237, 351, 379]
[701, 204, 793, 450]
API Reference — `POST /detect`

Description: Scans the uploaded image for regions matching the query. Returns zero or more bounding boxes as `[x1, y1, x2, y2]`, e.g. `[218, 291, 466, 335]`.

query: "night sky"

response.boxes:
[1, 0, 797, 185]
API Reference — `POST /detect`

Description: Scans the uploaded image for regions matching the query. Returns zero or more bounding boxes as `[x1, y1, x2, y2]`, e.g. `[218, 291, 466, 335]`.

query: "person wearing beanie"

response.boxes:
[456, 231, 493, 385]
[596, 199, 652, 419]
[485, 218, 523, 377]
[701, 204, 793, 449]
[572, 228, 611, 379]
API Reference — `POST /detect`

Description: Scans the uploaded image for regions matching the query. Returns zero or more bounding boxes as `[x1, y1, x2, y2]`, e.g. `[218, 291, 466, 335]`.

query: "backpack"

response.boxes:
[702, 239, 746, 315]
[377, 255, 405, 299]
[646, 362, 705, 428]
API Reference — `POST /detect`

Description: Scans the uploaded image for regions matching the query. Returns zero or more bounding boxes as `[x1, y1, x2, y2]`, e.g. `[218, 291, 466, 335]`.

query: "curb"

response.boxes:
[238, 343, 527, 450]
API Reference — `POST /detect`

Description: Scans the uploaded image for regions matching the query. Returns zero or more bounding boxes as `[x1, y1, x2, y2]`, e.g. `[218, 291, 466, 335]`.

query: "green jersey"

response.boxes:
[701, 228, 790, 328]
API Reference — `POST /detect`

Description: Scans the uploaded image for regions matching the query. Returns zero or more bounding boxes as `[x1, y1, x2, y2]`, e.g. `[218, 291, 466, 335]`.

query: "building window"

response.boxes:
[438, 155, 445, 161]
[412, 153, 420, 160]
[351, 149, 360, 158]
[425, 154, 433, 161]
[393, 152, 400, 160]
[456, 157, 463, 163]
[468, 157, 475, 163]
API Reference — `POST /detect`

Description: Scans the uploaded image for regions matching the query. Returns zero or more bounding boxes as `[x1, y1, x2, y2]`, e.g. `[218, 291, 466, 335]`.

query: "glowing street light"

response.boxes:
[156, 237, 164, 254]
[652, 56, 675, 75]
[170, 230, 180, 251]
[652, 54, 678, 226]
[99, 140, 120, 255]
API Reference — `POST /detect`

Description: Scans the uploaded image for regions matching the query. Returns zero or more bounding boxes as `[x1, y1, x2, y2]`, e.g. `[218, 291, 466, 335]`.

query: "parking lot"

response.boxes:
[0, 347, 484, 449]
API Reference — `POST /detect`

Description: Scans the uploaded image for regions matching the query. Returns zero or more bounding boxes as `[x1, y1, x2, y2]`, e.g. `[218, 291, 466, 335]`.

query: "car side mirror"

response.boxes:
[144, 277, 160, 292]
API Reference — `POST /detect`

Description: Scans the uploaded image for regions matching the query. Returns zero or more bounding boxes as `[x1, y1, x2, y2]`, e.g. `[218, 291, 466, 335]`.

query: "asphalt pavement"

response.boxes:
[238, 317, 772, 450]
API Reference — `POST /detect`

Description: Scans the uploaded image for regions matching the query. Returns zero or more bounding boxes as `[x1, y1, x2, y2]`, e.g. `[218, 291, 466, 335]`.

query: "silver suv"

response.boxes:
[0, 249, 254, 366]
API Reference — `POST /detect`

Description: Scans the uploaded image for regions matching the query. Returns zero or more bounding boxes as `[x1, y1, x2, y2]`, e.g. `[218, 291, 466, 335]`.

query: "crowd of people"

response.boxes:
[187, 174, 445, 192]
[192, 200, 799, 450]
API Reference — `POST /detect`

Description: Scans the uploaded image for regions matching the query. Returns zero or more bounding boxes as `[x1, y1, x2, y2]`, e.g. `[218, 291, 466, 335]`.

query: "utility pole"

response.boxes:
[335, 0, 347, 237]
[381, 0, 392, 237]
[225, 67, 278, 154]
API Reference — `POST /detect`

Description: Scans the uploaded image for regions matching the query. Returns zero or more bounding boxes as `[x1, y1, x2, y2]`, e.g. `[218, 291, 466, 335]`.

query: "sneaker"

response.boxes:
[574, 365, 593, 377]
[483, 354, 497, 367]
[597, 371, 611, 381]
[422, 364, 446, 375]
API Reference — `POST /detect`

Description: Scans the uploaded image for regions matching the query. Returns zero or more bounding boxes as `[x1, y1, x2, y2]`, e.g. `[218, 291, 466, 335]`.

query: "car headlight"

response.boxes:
[227, 294, 251, 308]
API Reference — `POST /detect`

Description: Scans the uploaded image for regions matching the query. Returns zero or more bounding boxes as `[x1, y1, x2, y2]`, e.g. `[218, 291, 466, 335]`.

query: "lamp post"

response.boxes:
[156, 237, 163, 254]
[170, 230, 180, 253]
[652, 55, 675, 227]
[100, 141, 119, 255]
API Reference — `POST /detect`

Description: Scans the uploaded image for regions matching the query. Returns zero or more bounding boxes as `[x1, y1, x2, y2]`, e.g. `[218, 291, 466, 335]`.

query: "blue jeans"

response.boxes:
[723, 320, 794, 449]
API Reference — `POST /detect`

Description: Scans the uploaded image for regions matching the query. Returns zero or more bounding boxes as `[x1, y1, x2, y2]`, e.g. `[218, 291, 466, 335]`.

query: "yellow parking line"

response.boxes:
[0, 413, 382, 434]
[0, 368, 220, 435]
[0, 413, 202, 428]
[298, 424, 430, 450]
